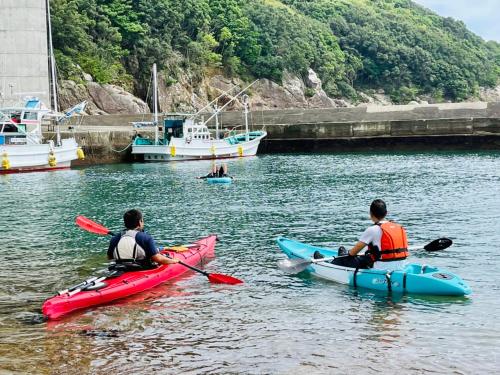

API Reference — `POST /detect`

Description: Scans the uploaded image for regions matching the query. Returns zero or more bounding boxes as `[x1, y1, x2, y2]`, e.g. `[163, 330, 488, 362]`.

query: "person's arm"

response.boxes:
[349, 226, 376, 256]
[107, 235, 120, 260]
[151, 253, 180, 265]
[348, 241, 367, 256]
[141, 233, 180, 265]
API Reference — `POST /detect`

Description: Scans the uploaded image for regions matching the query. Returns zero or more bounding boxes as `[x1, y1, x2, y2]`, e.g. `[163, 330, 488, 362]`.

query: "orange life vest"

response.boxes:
[373, 222, 409, 261]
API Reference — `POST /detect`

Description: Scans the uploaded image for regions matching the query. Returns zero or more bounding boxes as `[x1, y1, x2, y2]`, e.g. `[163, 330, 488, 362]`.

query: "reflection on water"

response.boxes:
[1, 152, 499, 374]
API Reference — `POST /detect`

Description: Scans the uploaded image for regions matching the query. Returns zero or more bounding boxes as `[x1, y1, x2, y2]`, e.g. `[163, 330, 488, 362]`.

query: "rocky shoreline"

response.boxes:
[58, 69, 500, 117]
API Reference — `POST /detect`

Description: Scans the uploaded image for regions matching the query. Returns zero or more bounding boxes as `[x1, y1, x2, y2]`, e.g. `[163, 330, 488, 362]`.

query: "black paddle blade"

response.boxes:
[424, 238, 453, 252]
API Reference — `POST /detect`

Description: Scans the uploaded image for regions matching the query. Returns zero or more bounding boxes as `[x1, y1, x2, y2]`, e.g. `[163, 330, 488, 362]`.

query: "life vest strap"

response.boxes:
[380, 248, 408, 255]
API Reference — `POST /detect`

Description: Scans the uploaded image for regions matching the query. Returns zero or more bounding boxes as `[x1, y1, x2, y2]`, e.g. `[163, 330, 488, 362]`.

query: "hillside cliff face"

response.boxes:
[59, 68, 357, 115]
[52, 0, 500, 114]
[59, 71, 500, 116]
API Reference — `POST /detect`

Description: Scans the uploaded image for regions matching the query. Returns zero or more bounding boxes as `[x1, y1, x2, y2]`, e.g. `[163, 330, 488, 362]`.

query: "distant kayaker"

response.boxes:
[316, 199, 409, 270]
[197, 163, 230, 179]
[107, 209, 180, 269]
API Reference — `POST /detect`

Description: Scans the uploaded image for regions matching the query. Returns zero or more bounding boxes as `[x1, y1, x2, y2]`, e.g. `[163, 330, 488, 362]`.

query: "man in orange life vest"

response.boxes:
[328, 199, 409, 270]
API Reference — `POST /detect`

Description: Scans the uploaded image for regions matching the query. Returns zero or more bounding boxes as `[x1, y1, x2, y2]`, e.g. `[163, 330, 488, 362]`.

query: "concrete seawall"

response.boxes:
[47, 102, 500, 164]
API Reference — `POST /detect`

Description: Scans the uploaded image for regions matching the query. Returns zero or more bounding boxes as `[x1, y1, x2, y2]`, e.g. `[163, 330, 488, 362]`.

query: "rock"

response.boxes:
[334, 99, 351, 107]
[282, 70, 307, 104]
[58, 80, 98, 115]
[479, 85, 500, 102]
[250, 78, 306, 109]
[83, 73, 93, 82]
[371, 93, 393, 106]
[87, 83, 149, 114]
[305, 68, 322, 90]
[408, 100, 419, 105]
[307, 90, 336, 108]
[358, 92, 374, 103]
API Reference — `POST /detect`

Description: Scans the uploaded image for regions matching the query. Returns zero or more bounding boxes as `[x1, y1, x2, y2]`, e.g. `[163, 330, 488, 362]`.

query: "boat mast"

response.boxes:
[46, 0, 58, 113]
[153, 63, 159, 145]
[243, 95, 249, 141]
[46, 0, 61, 146]
[214, 104, 219, 139]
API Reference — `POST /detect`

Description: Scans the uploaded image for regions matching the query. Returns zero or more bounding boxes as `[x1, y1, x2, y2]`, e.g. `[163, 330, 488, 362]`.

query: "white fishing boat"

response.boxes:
[0, 98, 86, 174]
[0, 1, 86, 174]
[132, 65, 266, 161]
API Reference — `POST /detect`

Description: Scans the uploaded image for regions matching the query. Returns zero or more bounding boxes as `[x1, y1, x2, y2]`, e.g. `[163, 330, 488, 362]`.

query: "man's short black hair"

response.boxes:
[370, 199, 387, 220]
[124, 209, 143, 229]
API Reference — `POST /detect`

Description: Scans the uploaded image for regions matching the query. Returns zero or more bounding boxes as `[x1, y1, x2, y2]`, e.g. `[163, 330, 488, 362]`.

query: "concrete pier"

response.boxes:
[48, 102, 500, 165]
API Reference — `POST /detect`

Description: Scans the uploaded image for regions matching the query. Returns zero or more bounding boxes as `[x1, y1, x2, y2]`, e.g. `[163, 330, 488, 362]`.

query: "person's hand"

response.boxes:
[169, 258, 180, 264]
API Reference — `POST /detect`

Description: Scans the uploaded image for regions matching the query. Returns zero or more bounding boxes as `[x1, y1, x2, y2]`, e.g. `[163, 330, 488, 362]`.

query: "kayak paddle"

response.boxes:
[75, 215, 243, 285]
[277, 256, 337, 274]
[409, 237, 452, 252]
[76, 215, 115, 236]
[278, 237, 453, 274]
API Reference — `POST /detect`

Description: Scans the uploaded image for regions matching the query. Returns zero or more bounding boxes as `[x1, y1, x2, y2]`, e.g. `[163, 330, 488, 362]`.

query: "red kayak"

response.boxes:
[42, 235, 217, 320]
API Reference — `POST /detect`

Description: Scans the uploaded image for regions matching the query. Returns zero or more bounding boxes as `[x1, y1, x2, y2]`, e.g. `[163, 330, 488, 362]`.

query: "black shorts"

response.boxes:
[331, 254, 373, 269]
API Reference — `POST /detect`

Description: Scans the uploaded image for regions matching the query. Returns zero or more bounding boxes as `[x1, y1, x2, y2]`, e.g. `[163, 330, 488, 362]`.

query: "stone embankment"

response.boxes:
[45, 102, 500, 165]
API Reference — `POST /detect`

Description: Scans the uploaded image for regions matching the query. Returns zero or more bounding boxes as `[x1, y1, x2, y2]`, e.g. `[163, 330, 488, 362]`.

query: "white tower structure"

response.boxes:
[0, 0, 50, 106]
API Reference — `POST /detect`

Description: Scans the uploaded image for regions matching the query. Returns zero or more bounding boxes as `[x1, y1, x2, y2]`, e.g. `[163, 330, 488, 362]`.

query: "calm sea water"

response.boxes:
[1, 153, 499, 374]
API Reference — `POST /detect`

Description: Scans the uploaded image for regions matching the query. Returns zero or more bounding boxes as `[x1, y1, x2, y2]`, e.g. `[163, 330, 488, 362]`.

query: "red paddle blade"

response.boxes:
[208, 273, 244, 285]
[75, 216, 111, 236]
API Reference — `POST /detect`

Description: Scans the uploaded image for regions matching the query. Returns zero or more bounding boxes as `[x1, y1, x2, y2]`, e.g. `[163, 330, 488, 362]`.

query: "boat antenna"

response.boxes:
[202, 80, 258, 126]
[153, 63, 159, 145]
[190, 82, 251, 120]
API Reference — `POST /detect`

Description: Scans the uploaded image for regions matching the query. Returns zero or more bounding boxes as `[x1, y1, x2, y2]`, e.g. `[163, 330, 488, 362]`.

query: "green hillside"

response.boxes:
[51, 0, 500, 103]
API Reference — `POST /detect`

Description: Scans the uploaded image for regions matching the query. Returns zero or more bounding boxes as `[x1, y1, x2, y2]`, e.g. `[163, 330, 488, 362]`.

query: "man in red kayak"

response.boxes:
[316, 199, 409, 270]
[107, 209, 179, 269]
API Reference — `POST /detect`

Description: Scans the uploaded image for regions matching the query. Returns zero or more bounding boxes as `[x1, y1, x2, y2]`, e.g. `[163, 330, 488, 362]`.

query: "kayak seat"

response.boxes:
[108, 261, 158, 273]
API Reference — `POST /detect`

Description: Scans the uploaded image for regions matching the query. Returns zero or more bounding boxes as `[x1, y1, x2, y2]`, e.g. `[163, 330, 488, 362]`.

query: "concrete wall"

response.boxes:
[49, 102, 500, 164]
[70, 102, 500, 128]
[0, 0, 50, 106]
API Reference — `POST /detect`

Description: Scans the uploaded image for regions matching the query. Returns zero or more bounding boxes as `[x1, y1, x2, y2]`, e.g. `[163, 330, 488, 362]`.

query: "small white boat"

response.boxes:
[132, 65, 266, 161]
[0, 2, 85, 174]
[0, 98, 86, 174]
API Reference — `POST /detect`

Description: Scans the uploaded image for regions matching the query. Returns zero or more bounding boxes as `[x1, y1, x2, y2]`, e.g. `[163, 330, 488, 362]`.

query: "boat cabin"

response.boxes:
[0, 98, 47, 145]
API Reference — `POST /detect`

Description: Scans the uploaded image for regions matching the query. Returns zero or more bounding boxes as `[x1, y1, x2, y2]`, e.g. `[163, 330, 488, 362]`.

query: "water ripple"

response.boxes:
[1, 152, 499, 373]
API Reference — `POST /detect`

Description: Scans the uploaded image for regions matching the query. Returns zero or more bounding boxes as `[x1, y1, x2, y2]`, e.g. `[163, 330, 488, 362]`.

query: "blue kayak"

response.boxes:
[206, 177, 232, 184]
[277, 237, 471, 296]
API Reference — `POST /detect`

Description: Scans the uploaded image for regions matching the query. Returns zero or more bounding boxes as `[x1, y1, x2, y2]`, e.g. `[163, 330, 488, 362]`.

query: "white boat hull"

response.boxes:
[132, 132, 266, 161]
[0, 138, 79, 173]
